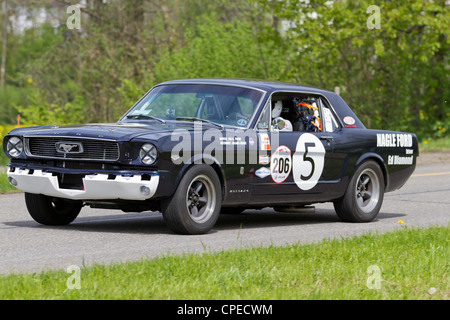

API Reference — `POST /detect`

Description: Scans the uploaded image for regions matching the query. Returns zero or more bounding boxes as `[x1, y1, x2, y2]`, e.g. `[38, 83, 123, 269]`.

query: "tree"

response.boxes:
[259, 0, 449, 139]
[19, 0, 290, 124]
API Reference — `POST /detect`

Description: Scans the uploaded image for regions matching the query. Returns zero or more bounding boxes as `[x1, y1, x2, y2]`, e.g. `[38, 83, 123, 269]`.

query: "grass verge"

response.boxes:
[0, 172, 18, 194]
[0, 226, 448, 300]
[419, 136, 450, 153]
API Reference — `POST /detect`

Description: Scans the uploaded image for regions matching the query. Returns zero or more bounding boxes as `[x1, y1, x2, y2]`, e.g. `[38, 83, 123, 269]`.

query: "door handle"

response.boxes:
[319, 136, 334, 142]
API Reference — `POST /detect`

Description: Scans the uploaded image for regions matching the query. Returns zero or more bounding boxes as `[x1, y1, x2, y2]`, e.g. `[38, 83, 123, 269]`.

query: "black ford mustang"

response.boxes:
[3, 79, 418, 234]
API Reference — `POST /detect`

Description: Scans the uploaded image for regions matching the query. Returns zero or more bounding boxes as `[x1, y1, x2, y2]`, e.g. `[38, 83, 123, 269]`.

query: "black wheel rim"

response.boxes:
[185, 174, 216, 223]
[354, 168, 380, 214]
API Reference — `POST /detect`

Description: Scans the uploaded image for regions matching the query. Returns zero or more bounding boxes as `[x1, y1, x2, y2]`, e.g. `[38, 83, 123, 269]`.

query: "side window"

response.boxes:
[293, 98, 322, 132]
[256, 93, 341, 133]
[319, 98, 341, 132]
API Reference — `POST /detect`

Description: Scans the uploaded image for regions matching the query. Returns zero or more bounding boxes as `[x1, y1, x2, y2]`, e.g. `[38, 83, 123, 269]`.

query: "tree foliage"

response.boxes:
[1, 0, 448, 139]
[259, 0, 449, 138]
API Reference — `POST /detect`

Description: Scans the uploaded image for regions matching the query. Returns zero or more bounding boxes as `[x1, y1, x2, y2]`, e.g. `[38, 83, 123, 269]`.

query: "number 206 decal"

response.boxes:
[270, 145, 292, 183]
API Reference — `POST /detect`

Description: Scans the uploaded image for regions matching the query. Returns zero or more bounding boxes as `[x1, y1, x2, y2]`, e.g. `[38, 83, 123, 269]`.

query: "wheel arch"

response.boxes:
[174, 154, 226, 199]
[355, 153, 389, 190]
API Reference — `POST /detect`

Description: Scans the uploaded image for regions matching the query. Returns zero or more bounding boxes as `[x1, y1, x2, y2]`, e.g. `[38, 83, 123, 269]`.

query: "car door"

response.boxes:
[251, 93, 345, 203]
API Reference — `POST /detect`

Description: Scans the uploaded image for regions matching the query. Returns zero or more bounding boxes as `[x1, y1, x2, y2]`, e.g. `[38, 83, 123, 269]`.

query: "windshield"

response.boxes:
[122, 84, 264, 128]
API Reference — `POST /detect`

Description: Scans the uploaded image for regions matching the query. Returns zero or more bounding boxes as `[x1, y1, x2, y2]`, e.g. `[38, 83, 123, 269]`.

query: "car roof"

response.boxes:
[157, 78, 366, 129]
[159, 78, 334, 96]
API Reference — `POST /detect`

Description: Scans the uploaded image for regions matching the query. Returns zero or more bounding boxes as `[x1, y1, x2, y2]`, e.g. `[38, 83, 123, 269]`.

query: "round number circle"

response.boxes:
[270, 145, 292, 183]
[293, 133, 326, 190]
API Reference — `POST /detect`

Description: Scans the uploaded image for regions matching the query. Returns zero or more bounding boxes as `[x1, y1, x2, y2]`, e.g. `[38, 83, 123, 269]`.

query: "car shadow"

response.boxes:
[4, 208, 407, 235]
[215, 208, 339, 231]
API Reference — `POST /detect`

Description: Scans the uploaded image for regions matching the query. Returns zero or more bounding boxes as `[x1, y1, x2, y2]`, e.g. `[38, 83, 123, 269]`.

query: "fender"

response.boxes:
[173, 153, 227, 199]
[355, 152, 389, 190]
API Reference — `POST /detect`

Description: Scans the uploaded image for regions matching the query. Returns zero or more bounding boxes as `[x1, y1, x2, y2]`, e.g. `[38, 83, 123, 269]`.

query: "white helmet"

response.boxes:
[272, 101, 283, 118]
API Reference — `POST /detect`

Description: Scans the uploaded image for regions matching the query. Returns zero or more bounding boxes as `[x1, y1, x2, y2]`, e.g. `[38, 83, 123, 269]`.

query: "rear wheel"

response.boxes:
[162, 165, 222, 234]
[25, 193, 83, 225]
[333, 160, 384, 222]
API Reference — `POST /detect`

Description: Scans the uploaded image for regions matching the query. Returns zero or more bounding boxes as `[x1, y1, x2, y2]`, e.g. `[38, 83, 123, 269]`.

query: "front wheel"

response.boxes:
[25, 193, 83, 225]
[162, 165, 222, 234]
[333, 160, 385, 222]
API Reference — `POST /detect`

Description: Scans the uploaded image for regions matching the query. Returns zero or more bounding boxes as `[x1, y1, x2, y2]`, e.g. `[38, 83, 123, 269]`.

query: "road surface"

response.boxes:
[0, 154, 448, 274]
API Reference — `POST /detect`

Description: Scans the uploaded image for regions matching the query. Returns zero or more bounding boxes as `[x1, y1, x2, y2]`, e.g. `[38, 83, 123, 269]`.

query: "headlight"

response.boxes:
[6, 137, 24, 158]
[139, 143, 157, 165]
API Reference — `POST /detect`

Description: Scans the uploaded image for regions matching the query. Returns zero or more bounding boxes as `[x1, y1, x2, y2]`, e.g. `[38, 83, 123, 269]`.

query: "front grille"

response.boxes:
[25, 137, 120, 162]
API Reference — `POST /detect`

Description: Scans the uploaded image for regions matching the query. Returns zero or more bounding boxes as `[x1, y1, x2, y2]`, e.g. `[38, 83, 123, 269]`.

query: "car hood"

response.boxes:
[13, 122, 192, 142]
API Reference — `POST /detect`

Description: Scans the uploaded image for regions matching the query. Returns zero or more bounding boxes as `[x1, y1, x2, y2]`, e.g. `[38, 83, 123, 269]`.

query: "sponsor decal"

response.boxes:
[388, 155, 414, 165]
[259, 155, 270, 165]
[255, 167, 271, 179]
[237, 118, 248, 126]
[343, 116, 356, 125]
[377, 133, 413, 147]
[229, 189, 250, 193]
[270, 145, 292, 183]
[219, 136, 246, 146]
[259, 133, 270, 151]
[293, 133, 326, 191]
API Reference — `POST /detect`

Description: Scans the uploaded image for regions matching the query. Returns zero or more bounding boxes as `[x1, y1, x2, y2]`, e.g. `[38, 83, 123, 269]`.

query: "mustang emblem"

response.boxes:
[55, 142, 83, 154]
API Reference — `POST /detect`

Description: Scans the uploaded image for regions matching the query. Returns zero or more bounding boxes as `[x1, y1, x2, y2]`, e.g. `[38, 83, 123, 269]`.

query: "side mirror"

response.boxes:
[272, 118, 285, 130]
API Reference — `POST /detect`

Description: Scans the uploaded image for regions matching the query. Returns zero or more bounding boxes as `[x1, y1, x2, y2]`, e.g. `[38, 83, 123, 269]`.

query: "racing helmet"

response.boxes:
[272, 101, 283, 118]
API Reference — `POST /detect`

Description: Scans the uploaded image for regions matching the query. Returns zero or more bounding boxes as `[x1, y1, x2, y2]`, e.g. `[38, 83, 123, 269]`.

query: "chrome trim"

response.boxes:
[24, 137, 120, 162]
[55, 141, 84, 154]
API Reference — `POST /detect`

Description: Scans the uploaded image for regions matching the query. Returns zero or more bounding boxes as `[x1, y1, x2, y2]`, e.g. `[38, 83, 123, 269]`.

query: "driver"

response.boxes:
[272, 101, 293, 131]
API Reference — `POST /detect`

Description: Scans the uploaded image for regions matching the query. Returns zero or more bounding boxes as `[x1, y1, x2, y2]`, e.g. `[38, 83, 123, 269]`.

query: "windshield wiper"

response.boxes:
[125, 114, 166, 124]
[175, 117, 224, 130]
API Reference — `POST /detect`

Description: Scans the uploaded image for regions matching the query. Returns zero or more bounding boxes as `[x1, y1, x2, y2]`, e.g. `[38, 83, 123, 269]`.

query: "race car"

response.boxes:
[3, 79, 418, 234]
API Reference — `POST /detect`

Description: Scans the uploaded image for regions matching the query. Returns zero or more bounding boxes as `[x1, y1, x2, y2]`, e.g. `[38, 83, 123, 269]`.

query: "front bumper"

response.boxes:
[7, 167, 160, 201]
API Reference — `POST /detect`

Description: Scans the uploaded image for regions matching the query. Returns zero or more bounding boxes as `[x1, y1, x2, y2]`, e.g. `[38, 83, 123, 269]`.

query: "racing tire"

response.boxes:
[333, 160, 385, 222]
[25, 193, 83, 225]
[162, 165, 222, 235]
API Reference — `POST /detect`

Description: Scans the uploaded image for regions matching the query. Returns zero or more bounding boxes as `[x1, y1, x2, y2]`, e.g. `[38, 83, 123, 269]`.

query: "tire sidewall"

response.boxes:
[163, 165, 222, 234]
[25, 193, 82, 225]
[347, 161, 385, 222]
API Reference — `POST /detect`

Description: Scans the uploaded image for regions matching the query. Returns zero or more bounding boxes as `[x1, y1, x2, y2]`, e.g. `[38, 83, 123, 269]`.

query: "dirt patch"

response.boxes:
[417, 152, 450, 166]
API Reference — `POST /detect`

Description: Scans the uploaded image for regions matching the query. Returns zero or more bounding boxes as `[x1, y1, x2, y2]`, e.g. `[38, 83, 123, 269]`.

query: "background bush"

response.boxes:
[0, 0, 448, 141]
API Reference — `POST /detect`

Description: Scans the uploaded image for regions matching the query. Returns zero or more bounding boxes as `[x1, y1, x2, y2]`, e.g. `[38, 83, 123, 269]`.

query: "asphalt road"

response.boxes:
[0, 158, 449, 274]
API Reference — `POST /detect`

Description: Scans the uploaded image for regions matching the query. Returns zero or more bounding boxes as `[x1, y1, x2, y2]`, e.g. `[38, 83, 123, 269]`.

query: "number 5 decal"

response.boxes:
[293, 133, 326, 190]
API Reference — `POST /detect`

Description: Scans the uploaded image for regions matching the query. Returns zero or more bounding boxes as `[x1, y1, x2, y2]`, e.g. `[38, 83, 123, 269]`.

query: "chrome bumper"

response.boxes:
[7, 167, 160, 201]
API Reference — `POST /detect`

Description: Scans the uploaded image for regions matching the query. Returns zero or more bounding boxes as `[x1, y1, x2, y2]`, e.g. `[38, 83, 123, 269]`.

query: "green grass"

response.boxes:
[0, 226, 448, 300]
[0, 172, 18, 194]
[419, 136, 450, 153]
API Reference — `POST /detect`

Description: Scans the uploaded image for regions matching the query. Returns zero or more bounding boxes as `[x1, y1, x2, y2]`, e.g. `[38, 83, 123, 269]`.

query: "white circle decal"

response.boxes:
[270, 145, 292, 183]
[343, 116, 355, 125]
[293, 133, 326, 190]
